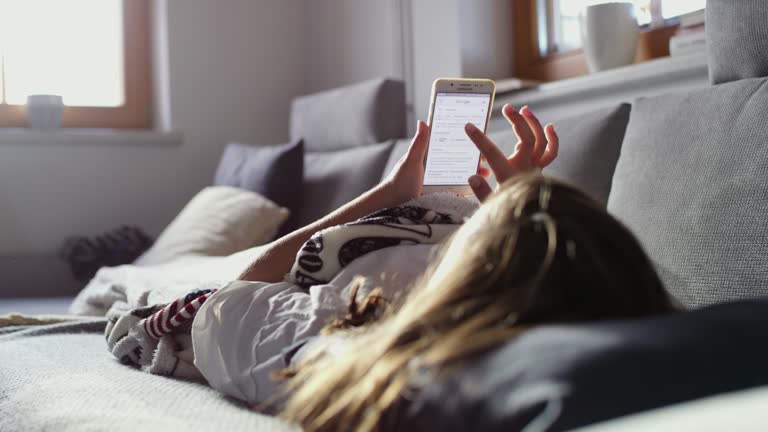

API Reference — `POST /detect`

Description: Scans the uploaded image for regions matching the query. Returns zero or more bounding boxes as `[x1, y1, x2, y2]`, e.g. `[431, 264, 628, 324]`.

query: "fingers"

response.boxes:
[469, 175, 493, 203]
[465, 123, 512, 183]
[502, 105, 535, 170]
[539, 124, 559, 167]
[520, 106, 548, 163]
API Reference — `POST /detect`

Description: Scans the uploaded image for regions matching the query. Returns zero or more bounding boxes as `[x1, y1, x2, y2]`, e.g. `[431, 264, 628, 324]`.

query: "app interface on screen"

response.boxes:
[424, 92, 491, 185]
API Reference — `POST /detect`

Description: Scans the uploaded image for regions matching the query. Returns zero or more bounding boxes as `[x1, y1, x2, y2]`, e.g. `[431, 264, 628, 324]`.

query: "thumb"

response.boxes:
[407, 121, 429, 161]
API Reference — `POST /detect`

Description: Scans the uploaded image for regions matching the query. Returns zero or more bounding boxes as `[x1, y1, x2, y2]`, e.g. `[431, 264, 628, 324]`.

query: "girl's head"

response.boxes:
[280, 173, 676, 432]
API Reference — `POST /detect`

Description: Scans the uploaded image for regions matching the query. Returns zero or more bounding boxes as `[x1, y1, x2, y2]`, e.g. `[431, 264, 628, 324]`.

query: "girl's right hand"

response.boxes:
[464, 104, 559, 202]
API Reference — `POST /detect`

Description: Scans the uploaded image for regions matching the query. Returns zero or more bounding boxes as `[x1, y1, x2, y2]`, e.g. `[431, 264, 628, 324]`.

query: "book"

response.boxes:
[669, 31, 707, 57]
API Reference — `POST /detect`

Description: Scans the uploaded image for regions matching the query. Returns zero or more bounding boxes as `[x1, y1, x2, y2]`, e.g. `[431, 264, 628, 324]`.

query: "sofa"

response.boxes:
[2, 0, 768, 430]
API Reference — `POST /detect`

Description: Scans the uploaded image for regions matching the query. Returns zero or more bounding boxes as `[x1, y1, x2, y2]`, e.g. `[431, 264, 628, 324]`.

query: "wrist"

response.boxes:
[371, 180, 410, 210]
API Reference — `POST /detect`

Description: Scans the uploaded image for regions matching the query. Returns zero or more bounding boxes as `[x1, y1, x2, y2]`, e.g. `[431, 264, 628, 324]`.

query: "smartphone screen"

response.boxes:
[424, 92, 492, 186]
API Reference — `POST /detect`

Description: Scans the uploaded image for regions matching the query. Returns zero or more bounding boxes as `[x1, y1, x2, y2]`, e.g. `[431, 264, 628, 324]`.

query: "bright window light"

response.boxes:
[0, 0, 123, 107]
[548, 0, 704, 55]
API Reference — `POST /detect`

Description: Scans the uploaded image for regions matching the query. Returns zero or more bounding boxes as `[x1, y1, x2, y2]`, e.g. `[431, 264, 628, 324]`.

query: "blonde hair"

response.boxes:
[279, 173, 675, 432]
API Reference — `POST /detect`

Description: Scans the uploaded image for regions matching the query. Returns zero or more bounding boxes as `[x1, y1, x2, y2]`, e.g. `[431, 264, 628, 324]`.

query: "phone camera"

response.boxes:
[450, 83, 454, 86]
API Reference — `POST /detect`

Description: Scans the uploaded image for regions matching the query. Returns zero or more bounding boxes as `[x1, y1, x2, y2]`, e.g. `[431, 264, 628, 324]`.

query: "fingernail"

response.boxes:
[469, 176, 482, 187]
[521, 106, 532, 117]
[465, 123, 477, 133]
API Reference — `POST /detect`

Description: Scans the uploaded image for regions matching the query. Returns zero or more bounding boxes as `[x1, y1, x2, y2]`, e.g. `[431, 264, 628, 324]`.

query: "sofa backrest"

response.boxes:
[707, 0, 768, 84]
[286, 79, 406, 231]
[289, 78, 406, 152]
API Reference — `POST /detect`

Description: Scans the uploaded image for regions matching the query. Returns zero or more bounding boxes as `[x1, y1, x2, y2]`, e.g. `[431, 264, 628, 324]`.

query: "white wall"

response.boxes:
[409, 0, 514, 122]
[304, 0, 404, 93]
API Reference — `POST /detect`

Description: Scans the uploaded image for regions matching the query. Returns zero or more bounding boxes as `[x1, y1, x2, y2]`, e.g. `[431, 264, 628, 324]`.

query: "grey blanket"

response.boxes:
[0, 319, 297, 432]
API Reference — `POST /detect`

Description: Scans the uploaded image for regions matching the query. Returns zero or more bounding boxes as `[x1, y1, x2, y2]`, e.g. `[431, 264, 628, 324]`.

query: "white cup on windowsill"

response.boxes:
[580, 2, 639, 73]
[26, 95, 64, 129]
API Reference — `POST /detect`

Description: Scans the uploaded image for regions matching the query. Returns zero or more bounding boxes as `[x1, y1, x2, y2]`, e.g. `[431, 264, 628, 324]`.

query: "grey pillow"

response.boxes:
[291, 141, 394, 229]
[214, 140, 304, 220]
[488, 104, 631, 206]
[608, 77, 768, 308]
[290, 79, 406, 152]
[707, 0, 768, 84]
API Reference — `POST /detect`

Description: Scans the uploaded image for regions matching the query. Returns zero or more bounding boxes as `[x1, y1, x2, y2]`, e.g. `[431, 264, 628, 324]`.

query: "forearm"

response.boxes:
[238, 182, 402, 282]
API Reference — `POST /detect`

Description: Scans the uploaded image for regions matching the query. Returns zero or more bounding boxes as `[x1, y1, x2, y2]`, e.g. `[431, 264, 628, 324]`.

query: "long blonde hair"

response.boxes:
[279, 173, 675, 432]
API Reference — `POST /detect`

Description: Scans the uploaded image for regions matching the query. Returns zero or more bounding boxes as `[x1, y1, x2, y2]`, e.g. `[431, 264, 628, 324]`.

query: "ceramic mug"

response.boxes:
[26, 94, 64, 129]
[580, 2, 639, 73]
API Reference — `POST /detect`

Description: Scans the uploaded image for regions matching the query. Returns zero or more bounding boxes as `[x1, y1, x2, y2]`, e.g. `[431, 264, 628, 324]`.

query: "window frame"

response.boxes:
[0, 0, 152, 129]
[513, 0, 680, 82]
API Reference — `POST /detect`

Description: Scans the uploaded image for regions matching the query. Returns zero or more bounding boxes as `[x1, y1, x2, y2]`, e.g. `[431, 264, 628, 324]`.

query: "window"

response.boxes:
[0, 0, 151, 128]
[515, 0, 706, 82]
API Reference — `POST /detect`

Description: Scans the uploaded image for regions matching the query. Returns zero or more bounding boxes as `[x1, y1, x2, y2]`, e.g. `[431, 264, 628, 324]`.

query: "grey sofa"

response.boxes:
[2, 0, 768, 430]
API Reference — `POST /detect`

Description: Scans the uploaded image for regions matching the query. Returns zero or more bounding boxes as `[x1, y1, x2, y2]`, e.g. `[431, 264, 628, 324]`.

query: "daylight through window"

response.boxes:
[540, 0, 706, 56]
[0, 0, 123, 107]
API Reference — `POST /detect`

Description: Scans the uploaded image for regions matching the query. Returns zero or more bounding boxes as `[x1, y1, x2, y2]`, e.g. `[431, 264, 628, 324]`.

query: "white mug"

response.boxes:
[26, 94, 64, 129]
[580, 2, 639, 73]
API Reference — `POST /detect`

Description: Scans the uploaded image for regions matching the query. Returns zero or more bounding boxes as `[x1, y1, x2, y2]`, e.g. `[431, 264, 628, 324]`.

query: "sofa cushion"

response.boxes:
[707, 0, 768, 84]
[382, 105, 630, 206]
[291, 141, 394, 230]
[608, 77, 768, 308]
[290, 79, 406, 152]
[394, 298, 768, 432]
[214, 140, 304, 219]
[494, 104, 634, 205]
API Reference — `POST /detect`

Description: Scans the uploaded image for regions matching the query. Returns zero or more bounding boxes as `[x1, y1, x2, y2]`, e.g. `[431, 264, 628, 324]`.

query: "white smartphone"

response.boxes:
[423, 78, 496, 195]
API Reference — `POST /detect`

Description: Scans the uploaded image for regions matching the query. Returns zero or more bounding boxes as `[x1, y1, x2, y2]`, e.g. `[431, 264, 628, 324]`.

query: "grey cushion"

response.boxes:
[488, 104, 631, 206]
[707, 0, 768, 84]
[214, 140, 304, 221]
[291, 141, 394, 229]
[608, 77, 768, 308]
[290, 79, 406, 152]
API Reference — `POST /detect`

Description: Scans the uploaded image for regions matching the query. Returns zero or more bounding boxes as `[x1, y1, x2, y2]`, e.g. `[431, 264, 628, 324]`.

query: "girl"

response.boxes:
[273, 106, 678, 431]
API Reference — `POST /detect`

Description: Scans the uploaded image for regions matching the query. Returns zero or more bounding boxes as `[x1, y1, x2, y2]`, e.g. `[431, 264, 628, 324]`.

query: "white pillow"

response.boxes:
[135, 186, 289, 266]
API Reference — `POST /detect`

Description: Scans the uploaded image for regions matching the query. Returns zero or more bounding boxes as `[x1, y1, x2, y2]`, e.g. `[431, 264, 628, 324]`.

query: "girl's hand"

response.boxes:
[465, 104, 559, 202]
[380, 120, 429, 206]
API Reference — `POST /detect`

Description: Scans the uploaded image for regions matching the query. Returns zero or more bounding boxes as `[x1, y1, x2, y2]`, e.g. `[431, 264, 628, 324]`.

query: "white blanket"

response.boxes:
[68, 247, 265, 316]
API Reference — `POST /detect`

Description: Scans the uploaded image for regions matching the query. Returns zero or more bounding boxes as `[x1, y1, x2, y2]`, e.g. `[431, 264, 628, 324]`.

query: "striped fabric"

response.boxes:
[143, 289, 217, 340]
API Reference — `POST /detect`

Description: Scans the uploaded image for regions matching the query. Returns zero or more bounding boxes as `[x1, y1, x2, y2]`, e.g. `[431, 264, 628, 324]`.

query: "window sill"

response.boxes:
[495, 52, 709, 108]
[0, 128, 182, 147]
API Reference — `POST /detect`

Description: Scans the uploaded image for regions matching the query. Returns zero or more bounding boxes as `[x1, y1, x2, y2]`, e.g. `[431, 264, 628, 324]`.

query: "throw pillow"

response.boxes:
[135, 186, 289, 266]
[608, 77, 768, 308]
[214, 140, 304, 219]
[289, 141, 394, 230]
[486, 103, 631, 206]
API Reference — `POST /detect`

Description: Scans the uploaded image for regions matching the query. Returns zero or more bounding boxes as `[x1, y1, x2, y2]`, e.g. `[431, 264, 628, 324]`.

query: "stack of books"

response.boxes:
[669, 9, 707, 57]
